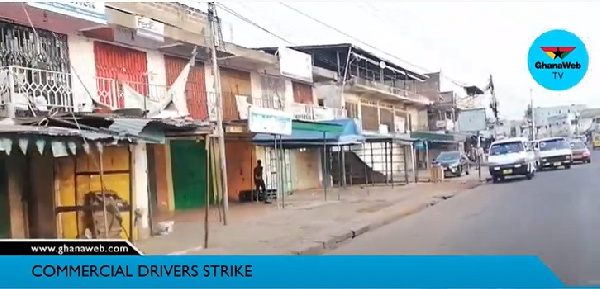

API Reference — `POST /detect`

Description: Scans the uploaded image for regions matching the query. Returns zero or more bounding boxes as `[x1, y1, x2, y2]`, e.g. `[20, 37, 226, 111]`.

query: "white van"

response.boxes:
[535, 137, 572, 170]
[487, 137, 536, 183]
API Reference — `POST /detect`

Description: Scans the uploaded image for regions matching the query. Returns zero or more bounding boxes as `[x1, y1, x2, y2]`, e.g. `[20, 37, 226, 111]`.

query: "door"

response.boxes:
[94, 41, 148, 108]
[170, 141, 208, 210]
[164, 56, 208, 120]
[56, 146, 133, 240]
[220, 68, 252, 121]
[0, 158, 9, 238]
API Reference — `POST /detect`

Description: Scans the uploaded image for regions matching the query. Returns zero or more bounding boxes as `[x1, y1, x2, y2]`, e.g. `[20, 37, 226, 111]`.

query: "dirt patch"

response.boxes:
[356, 202, 394, 213]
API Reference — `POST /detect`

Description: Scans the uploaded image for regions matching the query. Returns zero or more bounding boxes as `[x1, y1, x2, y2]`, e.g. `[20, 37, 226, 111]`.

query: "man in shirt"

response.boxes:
[254, 160, 268, 203]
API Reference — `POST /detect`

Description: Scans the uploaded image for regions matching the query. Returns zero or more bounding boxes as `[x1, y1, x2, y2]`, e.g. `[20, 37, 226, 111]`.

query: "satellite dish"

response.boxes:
[379, 61, 386, 69]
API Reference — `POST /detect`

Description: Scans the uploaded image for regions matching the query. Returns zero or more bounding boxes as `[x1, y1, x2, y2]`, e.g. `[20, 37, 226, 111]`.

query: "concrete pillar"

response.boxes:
[132, 144, 150, 240]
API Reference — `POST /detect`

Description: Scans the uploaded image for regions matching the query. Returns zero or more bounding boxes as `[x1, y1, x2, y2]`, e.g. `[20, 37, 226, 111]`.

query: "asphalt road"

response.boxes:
[329, 151, 600, 286]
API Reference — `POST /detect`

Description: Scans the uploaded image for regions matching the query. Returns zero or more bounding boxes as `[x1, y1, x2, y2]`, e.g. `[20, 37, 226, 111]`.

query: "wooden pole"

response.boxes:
[97, 146, 109, 239]
[208, 2, 229, 225]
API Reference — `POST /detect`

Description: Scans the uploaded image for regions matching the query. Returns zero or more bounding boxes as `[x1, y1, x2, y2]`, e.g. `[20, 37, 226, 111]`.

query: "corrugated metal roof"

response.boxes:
[108, 118, 212, 136]
[0, 125, 119, 142]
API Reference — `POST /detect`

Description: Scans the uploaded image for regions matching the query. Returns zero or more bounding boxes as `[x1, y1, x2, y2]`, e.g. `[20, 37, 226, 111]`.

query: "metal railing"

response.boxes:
[288, 102, 347, 121]
[347, 77, 431, 104]
[0, 66, 174, 117]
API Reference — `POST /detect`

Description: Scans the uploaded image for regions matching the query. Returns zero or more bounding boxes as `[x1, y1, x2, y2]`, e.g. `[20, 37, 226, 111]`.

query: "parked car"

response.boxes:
[570, 139, 591, 164]
[433, 151, 470, 177]
[535, 137, 573, 170]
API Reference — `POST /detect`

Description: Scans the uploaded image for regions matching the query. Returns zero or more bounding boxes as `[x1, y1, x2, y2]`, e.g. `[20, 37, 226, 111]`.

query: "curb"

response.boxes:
[290, 182, 483, 255]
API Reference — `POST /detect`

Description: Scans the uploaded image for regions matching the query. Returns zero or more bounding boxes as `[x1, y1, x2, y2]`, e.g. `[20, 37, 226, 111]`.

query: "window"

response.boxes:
[345, 102, 359, 119]
[490, 142, 524, 155]
[260, 75, 285, 109]
[539, 138, 569, 151]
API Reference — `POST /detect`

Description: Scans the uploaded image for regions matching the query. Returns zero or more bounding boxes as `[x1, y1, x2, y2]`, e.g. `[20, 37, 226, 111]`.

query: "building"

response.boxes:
[0, 2, 284, 240]
[533, 104, 587, 137]
[258, 43, 433, 185]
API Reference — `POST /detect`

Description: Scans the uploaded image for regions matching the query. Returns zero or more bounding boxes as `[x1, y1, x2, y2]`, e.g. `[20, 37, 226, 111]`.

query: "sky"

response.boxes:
[192, 1, 599, 120]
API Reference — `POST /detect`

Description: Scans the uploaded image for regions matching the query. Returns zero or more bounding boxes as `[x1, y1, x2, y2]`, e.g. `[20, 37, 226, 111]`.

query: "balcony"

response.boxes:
[288, 103, 347, 122]
[0, 66, 173, 118]
[222, 94, 347, 122]
[346, 77, 432, 106]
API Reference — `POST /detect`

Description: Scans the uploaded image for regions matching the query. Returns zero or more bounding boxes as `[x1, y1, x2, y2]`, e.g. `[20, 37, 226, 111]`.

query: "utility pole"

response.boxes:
[208, 2, 229, 225]
[529, 88, 535, 140]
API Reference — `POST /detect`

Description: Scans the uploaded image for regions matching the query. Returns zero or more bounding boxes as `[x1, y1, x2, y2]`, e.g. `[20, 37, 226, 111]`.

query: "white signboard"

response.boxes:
[457, 108, 487, 133]
[248, 106, 293, 136]
[278, 47, 313, 83]
[28, 2, 107, 24]
[136, 16, 165, 42]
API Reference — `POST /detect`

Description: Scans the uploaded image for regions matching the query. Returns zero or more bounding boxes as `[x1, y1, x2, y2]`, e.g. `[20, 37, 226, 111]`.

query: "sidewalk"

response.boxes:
[135, 173, 484, 255]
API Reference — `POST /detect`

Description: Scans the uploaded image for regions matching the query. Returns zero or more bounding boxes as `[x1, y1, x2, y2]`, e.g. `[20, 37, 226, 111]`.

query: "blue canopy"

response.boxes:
[252, 118, 365, 147]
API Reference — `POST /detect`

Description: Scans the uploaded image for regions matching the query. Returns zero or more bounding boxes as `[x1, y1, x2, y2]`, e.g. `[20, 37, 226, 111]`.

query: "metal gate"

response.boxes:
[93, 41, 148, 108]
[264, 147, 292, 194]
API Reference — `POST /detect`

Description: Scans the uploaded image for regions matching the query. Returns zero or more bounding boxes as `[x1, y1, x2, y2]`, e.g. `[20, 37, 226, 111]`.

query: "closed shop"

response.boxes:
[170, 141, 209, 210]
[292, 82, 314, 104]
[220, 68, 252, 121]
[56, 146, 134, 240]
[94, 42, 148, 108]
[164, 56, 208, 120]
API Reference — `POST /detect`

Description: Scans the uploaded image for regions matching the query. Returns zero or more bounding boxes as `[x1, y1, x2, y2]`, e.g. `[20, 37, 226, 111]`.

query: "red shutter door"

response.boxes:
[94, 42, 148, 108]
[292, 82, 314, 104]
[164, 56, 208, 120]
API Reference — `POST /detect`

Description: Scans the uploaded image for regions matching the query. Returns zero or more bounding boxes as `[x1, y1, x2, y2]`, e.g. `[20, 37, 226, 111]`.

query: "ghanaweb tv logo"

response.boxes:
[527, 29, 589, 91]
[535, 47, 581, 77]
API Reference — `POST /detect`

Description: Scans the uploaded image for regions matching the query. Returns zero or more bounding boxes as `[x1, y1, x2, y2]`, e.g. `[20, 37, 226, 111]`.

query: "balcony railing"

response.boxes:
[288, 103, 347, 121]
[0, 66, 172, 117]
[347, 77, 431, 104]
[222, 94, 348, 122]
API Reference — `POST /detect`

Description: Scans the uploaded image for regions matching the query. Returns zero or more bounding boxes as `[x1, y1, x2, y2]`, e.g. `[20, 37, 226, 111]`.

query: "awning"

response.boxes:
[253, 119, 364, 148]
[363, 132, 417, 145]
[410, 131, 459, 144]
[26, 113, 214, 144]
[0, 125, 135, 157]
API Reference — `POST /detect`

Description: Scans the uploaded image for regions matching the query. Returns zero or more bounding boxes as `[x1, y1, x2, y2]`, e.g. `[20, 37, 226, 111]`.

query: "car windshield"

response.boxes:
[570, 141, 587, 150]
[539, 139, 569, 151]
[489, 142, 524, 156]
[437, 152, 460, 162]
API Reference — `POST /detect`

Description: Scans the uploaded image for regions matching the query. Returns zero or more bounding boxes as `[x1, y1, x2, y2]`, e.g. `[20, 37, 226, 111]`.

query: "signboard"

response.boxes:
[28, 2, 107, 24]
[136, 16, 165, 42]
[248, 106, 293, 136]
[457, 108, 487, 133]
[278, 47, 313, 83]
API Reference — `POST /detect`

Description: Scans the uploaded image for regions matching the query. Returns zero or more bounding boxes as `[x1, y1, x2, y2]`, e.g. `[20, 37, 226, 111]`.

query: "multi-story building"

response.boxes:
[0, 2, 344, 240]
[258, 43, 432, 185]
[533, 104, 587, 137]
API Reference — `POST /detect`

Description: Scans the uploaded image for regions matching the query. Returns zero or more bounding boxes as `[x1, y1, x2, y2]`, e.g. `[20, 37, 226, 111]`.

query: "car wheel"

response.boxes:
[565, 164, 572, 169]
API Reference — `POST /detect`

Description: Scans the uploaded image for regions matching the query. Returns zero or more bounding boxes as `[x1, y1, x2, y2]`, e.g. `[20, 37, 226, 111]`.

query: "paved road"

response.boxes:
[330, 151, 600, 286]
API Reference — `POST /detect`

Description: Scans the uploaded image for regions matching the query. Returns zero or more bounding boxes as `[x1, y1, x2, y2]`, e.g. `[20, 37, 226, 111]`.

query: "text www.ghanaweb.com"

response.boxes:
[30, 243, 130, 255]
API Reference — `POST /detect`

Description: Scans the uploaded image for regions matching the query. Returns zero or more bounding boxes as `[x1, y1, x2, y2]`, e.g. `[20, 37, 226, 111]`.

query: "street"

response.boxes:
[330, 151, 600, 286]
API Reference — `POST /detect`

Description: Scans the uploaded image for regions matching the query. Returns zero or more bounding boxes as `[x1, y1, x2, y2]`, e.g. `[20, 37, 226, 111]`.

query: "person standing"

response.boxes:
[254, 160, 268, 203]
